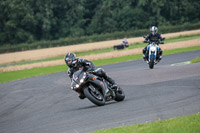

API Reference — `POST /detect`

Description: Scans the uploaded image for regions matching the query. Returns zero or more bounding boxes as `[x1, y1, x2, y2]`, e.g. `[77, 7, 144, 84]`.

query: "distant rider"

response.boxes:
[120, 38, 129, 48]
[65, 53, 118, 99]
[143, 26, 164, 61]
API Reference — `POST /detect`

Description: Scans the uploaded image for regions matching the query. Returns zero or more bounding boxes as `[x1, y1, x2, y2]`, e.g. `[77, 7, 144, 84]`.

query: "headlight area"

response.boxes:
[80, 79, 84, 83]
[75, 84, 80, 88]
[150, 47, 156, 52]
[71, 84, 80, 90]
[76, 78, 84, 88]
[74, 72, 87, 89]
[80, 72, 86, 83]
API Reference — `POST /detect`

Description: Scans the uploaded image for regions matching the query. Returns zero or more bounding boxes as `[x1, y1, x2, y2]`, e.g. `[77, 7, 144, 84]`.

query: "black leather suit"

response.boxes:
[143, 33, 163, 59]
[67, 58, 115, 85]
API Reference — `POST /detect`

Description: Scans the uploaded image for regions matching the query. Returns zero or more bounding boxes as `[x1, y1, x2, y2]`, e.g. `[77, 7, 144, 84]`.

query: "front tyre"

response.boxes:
[115, 87, 125, 101]
[149, 54, 154, 69]
[83, 87, 105, 106]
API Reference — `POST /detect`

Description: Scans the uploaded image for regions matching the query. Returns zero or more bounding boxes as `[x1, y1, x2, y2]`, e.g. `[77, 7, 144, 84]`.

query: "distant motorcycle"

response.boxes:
[143, 37, 165, 69]
[113, 41, 129, 50]
[71, 68, 125, 106]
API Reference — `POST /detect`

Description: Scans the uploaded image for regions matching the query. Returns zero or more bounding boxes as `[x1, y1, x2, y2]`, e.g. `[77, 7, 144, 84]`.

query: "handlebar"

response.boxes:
[143, 38, 165, 44]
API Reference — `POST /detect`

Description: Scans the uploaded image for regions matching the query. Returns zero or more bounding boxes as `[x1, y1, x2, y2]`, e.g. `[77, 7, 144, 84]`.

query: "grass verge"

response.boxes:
[2, 34, 200, 67]
[0, 65, 68, 83]
[127, 33, 200, 50]
[92, 113, 200, 133]
[0, 46, 200, 83]
[191, 58, 200, 64]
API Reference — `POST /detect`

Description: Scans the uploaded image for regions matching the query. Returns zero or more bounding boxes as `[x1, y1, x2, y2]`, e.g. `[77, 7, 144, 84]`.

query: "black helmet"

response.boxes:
[65, 53, 78, 67]
[150, 26, 158, 35]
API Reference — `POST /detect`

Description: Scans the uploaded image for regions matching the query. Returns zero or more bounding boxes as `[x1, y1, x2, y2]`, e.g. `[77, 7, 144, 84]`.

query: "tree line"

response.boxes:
[0, 0, 200, 46]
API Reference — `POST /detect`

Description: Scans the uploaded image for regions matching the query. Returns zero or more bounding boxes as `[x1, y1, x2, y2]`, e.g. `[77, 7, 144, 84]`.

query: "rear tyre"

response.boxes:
[115, 87, 125, 101]
[84, 87, 105, 106]
[149, 55, 154, 69]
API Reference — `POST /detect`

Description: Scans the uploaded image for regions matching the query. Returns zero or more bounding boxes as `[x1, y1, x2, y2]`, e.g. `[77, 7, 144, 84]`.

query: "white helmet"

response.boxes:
[150, 26, 158, 35]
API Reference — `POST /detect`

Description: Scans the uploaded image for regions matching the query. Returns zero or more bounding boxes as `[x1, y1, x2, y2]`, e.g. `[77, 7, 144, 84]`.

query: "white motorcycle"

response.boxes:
[144, 38, 165, 69]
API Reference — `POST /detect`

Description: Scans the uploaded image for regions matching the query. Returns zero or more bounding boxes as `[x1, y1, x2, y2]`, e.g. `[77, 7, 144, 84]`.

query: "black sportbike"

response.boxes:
[71, 68, 125, 106]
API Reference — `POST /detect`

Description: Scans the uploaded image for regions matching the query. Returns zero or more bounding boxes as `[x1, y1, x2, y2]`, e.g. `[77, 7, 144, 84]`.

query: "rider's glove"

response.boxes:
[83, 66, 94, 72]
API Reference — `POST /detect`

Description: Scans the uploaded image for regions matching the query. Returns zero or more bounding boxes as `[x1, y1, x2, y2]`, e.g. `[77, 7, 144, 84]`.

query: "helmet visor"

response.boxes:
[72, 59, 77, 67]
[151, 30, 155, 34]
[68, 60, 72, 64]
[65, 59, 73, 67]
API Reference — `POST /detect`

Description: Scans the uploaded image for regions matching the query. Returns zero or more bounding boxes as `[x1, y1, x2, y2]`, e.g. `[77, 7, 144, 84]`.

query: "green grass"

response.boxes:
[0, 65, 68, 83]
[92, 113, 200, 133]
[0, 46, 200, 83]
[190, 58, 200, 64]
[93, 54, 142, 66]
[163, 46, 200, 55]
[165, 34, 200, 43]
[74, 33, 200, 57]
[127, 33, 200, 50]
[93, 46, 200, 66]
[1, 34, 200, 67]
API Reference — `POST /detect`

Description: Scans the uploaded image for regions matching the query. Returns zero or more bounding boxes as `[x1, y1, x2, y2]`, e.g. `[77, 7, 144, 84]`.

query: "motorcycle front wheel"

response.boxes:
[84, 87, 105, 106]
[149, 54, 154, 69]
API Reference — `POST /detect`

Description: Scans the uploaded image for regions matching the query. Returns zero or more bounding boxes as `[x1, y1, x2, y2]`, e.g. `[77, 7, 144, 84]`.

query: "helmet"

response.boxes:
[65, 53, 78, 67]
[150, 26, 158, 35]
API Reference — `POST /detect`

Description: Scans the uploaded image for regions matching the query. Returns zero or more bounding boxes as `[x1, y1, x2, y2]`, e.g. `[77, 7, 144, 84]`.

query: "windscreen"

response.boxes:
[72, 70, 82, 82]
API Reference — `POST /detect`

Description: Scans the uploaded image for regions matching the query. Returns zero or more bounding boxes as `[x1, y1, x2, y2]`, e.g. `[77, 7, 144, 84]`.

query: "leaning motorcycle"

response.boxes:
[144, 38, 165, 69]
[71, 68, 125, 106]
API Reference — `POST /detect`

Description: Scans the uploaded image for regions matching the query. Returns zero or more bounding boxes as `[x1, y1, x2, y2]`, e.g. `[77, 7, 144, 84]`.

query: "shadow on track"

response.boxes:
[71, 100, 127, 111]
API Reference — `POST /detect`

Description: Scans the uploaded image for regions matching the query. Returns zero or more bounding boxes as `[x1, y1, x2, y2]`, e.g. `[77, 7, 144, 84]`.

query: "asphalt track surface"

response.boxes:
[0, 50, 200, 133]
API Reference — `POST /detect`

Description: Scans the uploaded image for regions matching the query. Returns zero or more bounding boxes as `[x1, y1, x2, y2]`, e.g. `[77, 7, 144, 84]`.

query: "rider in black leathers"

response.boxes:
[143, 26, 164, 61]
[65, 53, 117, 99]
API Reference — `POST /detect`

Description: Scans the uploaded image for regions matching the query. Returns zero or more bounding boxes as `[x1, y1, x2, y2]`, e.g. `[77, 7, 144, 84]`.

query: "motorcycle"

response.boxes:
[113, 41, 129, 50]
[143, 37, 165, 69]
[71, 68, 125, 106]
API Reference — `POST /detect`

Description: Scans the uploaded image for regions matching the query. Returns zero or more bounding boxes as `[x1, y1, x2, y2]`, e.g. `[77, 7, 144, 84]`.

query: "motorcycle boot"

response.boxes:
[142, 48, 147, 61]
[94, 68, 118, 90]
[104, 76, 118, 90]
[143, 51, 148, 61]
[143, 54, 146, 61]
[157, 49, 163, 61]
[159, 56, 162, 61]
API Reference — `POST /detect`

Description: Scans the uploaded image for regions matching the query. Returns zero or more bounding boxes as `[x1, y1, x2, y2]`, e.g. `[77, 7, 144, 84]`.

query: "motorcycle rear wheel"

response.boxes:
[115, 87, 125, 101]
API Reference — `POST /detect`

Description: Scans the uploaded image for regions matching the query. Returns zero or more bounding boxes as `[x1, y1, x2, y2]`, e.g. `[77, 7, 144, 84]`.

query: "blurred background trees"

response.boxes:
[0, 0, 200, 45]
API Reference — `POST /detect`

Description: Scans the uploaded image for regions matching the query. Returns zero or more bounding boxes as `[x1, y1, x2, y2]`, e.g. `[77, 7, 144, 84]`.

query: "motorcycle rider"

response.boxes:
[65, 53, 118, 99]
[120, 38, 129, 48]
[143, 26, 164, 61]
